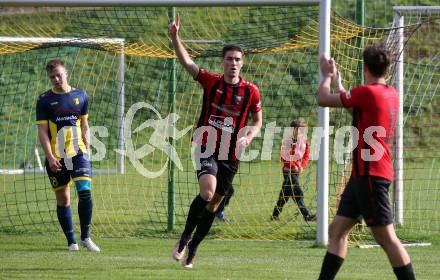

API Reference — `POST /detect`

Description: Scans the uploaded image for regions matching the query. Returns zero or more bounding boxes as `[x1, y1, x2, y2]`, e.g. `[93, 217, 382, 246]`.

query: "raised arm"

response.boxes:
[316, 54, 343, 107]
[332, 70, 353, 115]
[168, 13, 199, 78]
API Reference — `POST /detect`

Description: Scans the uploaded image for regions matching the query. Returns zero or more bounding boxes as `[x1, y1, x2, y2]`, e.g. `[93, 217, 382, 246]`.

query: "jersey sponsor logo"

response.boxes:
[56, 115, 78, 122]
[201, 160, 212, 168]
[208, 115, 235, 133]
[50, 101, 58, 106]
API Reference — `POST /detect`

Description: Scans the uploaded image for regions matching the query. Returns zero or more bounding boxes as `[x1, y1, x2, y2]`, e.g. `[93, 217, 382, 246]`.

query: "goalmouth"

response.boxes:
[0, 0, 331, 245]
[392, 5, 440, 226]
[0, 36, 126, 175]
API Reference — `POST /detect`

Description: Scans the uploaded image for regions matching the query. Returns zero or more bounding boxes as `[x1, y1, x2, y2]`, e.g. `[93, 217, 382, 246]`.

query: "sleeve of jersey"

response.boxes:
[300, 142, 310, 169]
[250, 86, 262, 113]
[340, 86, 366, 109]
[36, 97, 48, 125]
[194, 69, 213, 88]
[80, 92, 89, 120]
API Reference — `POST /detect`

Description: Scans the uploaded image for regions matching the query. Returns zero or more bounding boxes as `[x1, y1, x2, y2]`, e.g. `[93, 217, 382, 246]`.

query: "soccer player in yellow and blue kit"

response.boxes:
[36, 59, 100, 252]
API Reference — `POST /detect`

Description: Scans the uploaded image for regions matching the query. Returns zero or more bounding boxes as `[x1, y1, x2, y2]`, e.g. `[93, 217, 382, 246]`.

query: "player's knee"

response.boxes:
[328, 225, 337, 241]
[328, 222, 347, 241]
[293, 186, 304, 199]
[200, 190, 214, 202]
[55, 188, 70, 207]
[74, 180, 91, 201]
[372, 230, 398, 248]
[56, 198, 70, 207]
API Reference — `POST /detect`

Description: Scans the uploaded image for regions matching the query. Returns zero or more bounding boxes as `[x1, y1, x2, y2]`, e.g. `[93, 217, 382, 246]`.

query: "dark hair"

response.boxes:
[363, 44, 390, 78]
[222, 44, 244, 58]
[290, 117, 307, 128]
[46, 59, 65, 72]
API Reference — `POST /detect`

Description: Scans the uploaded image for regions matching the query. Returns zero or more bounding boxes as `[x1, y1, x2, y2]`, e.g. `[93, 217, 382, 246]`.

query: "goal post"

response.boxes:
[392, 5, 440, 226]
[317, 0, 331, 247]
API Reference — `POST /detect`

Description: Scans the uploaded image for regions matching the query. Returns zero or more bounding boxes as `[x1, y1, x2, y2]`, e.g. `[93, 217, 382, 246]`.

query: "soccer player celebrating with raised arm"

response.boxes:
[316, 45, 415, 280]
[168, 13, 262, 269]
[36, 59, 100, 252]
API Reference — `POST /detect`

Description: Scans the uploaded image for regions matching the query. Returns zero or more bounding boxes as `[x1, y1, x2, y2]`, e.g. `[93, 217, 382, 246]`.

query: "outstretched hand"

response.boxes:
[320, 54, 337, 78]
[237, 136, 250, 148]
[168, 12, 180, 38]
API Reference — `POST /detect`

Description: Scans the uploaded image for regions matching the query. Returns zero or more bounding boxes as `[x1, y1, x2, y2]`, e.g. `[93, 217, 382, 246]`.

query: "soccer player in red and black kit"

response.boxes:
[316, 44, 415, 280]
[168, 14, 262, 269]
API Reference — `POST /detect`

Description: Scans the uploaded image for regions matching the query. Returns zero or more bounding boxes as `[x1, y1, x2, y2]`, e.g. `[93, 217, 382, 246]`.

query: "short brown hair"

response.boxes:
[363, 44, 390, 78]
[46, 59, 65, 72]
[290, 117, 307, 128]
[222, 44, 244, 58]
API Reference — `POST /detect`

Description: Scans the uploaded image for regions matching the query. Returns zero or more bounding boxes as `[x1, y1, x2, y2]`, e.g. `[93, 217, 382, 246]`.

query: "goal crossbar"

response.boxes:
[394, 6, 440, 15]
[0, 0, 320, 7]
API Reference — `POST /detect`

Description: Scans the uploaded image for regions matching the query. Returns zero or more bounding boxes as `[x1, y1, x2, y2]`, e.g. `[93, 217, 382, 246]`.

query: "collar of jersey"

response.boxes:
[223, 76, 242, 87]
[52, 86, 73, 94]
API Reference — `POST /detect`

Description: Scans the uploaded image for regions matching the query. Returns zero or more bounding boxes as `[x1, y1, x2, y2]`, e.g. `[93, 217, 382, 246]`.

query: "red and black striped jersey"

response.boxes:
[194, 69, 261, 161]
[340, 84, 398, 181]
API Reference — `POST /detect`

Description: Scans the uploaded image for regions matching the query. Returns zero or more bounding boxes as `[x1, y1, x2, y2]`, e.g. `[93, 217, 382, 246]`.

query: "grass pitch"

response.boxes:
[1, 234, 439, 279]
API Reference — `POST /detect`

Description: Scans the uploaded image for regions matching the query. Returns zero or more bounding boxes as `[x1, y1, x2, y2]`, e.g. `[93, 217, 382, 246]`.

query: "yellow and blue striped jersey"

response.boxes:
[36, 88, 89, 159]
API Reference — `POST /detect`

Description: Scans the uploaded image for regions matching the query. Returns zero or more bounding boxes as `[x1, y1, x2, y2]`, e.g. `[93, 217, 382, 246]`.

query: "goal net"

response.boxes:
[0, 4, 435, 243]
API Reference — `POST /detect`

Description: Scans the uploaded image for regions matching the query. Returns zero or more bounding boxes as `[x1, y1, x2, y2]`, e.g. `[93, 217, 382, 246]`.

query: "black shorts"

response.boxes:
[45, 153, 92, 191]
[196, 155, 238, 196]
[337, 176, 393, 227]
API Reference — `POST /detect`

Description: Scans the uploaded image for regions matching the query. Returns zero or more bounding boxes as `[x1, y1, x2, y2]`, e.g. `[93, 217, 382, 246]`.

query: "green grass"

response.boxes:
[1, 234, 439, 279]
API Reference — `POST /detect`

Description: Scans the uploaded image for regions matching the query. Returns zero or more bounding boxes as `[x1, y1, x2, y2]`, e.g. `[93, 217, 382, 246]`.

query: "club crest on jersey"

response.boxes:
[73, 97, 80, 105]
[234, 95, 243, 104]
